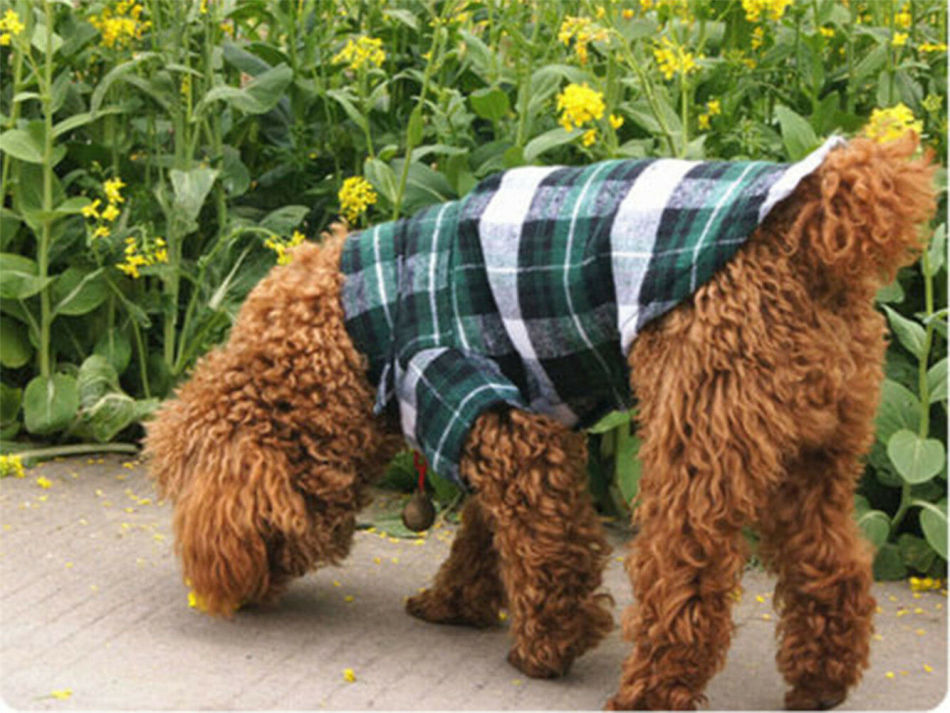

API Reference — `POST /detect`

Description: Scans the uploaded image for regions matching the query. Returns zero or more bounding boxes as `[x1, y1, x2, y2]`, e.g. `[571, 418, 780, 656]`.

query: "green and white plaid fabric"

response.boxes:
[340, 137, 843, 488]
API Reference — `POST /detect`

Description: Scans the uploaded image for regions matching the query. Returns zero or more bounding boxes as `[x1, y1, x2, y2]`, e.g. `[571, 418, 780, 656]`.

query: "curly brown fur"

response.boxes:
[146, 226, 401, 615]
[146, 136, 935, 708]
[607, 135, 935, 710]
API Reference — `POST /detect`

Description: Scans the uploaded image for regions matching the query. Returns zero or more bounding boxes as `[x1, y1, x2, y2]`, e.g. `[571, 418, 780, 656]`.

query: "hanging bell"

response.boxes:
[401, 489, 436, 532]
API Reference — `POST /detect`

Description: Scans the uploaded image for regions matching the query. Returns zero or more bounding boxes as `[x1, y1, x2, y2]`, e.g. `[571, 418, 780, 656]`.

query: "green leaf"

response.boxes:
[0, 125, 45, 164]
[23, 373, 79, 435]
[924, 223, 945, 276]
[775, 105, 819, 161]
[29, 23, 63, 56]
[77, 355, 119, 410]
[220, 145, 251, 197]
[0, 253, 50, 299]
[614, 427, 643, 507]
[469, 86, 510, 121]
[876, 278, 904, 304]
[916, 499, 947, 561]
[383, 8, 419, 30]
[856, 508, 890, 549]
[887, 429, 945, 484]
[52, 105, 126, 138]
[0, 316, 33, 368]
[51, 267, 108, 317]
[93, 329, 132, 375]
[169, 167, 219, 226]
[406, 106, 424, 147]
[259, 205, 309, 234]
[90, 53, 160, 115]
[882, 305, 927, 360]
[927, 358, 946, 404]
[875, 378, 921, 442]
[0, 382, 21, 432]
[587, 409, 633, 434]
[523, 127, 579, 163]
[364, 158, 399, 204]
[897, 533, 936, 573]
[872, 543, 908, 580]
[326, 89, 369, 134]
[196, 64, 293, 116]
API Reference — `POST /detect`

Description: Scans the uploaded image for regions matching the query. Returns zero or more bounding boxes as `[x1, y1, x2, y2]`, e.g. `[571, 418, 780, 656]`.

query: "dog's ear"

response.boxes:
[787, 134, 937, 288]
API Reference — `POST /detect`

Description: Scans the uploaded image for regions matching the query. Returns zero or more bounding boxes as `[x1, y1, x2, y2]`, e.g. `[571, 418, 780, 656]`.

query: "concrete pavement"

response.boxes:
[1, 454, 946, 710]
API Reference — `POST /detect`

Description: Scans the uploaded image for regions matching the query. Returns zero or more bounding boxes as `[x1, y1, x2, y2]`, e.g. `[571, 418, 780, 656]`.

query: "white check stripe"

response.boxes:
[758, 136, 845, 221]
[371, 225, 393, 329]
[428, 203, 450, 347]
[611, 159, 699, 353]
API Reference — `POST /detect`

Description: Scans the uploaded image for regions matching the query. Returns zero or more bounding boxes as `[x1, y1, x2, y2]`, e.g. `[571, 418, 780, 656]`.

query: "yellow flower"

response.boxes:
[338, 176, 378, 223]
[0, 34, 11, 46]
[116, 234, 168, 278]
[622, 9, 634, 19]
[819, 26, 834, 38]
[0, 9, 25, 37]
[92, 225, 111, 239]
[0, 454, 26, 479]
[264, 230, 307, 265]
[741, 0, 792, 23]
[609, 113, 624, 129]
[103, 177, 126, 204]
[652, 37, 699, 81]
[188, 589, 208, 612]
[88, 3, 151, 49]
[49, 689, 73, 700]
[581, 128, 597, 147]
[333, 36, 386, 71]
[698, 113, 710, 130]
[920, 42, 948, 52]
[558, 16, 608, 66]
[82, 199, 102, 219]
[101, 203, 121, 222]
[892, 32, 908, 47]
[863, 103, 923, 143]
[556, 82, 606, 131]
[343, 668, 357, 683]
[36, 476, 52, 489]
[751, 25, 765, 49]
[707, 99, 722, 115]
[894, 10, 912, 29]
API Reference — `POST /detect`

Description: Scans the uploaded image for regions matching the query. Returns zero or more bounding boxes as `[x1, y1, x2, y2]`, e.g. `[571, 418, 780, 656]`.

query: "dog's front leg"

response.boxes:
[459, 409, 614, 678]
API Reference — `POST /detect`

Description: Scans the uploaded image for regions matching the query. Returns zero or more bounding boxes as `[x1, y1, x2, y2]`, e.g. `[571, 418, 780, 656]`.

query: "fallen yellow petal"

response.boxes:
[344, 595, 355, 603]
[924, 664, 933, 673]
[36, 476, 52, 489]
[885, 671, 895, 679]
[49, 689, 72, 700]
[343, 668, 356, 682]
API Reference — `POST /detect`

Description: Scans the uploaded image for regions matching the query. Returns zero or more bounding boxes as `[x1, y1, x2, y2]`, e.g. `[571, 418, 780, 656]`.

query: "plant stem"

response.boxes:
[37, 0, 56, 379]
[11, 443, 141, 462]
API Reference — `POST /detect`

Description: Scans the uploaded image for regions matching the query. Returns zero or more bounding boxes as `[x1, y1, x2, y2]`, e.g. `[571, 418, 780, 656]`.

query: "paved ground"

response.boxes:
[0, 454, 946, 710]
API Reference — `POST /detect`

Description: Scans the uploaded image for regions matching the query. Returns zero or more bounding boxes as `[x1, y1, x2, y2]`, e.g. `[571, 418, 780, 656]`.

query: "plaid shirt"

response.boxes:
[340, 137, 843, 488]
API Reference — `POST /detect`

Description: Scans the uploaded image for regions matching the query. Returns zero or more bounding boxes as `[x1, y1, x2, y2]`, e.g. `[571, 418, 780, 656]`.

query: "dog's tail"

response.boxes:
[781, 134, 937, 288]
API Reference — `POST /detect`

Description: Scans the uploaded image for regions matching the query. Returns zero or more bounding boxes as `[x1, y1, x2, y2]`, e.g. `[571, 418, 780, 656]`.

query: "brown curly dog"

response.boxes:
[146, 136, 935, 710]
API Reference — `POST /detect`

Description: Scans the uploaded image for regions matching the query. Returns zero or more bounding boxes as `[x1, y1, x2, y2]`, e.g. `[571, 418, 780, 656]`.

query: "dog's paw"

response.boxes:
[784, 686, 847, 710]
[506, 647, 572, 679]
[405, 588, 497, 628]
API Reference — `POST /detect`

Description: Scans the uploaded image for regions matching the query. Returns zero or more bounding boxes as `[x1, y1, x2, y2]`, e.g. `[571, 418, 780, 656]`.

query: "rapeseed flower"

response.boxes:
[609, 113, 624, 130]
[891, 32, 908, 47]
[556, 83, 605, 132]
[333, 36, 385, 71]
[920, 41, 948, 53]
[893, 9, 912, 29]
[103, 177, 126, 204]
[0, 9, 25, 46]
[582, 128, 597, 147]
[741, 0, 792, 23]
[338, 176, 378, 223]
[82, 199, 102, 220]
[88, 1, 151, 50]
[0, 454, 25, 479]
[558, 15, 608, 65]
[862, 103, 923, 143]
[264, 230, 306, 265]
[117, 236, 168, 278]
[652, 37, 699, 81]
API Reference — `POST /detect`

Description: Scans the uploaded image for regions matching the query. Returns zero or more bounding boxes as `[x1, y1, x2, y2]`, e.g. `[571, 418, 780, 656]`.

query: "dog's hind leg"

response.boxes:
[405, 494, 504, 628]
[757, 450, 875, 710]
[459, 409, 614, 678]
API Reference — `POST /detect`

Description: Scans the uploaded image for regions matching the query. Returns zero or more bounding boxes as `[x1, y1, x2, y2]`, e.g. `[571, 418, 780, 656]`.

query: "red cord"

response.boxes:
[412, 450, 427, 493]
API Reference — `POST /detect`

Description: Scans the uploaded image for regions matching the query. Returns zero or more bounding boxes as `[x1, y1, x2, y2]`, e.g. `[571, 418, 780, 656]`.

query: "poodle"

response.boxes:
[145, 135, 935, 710]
